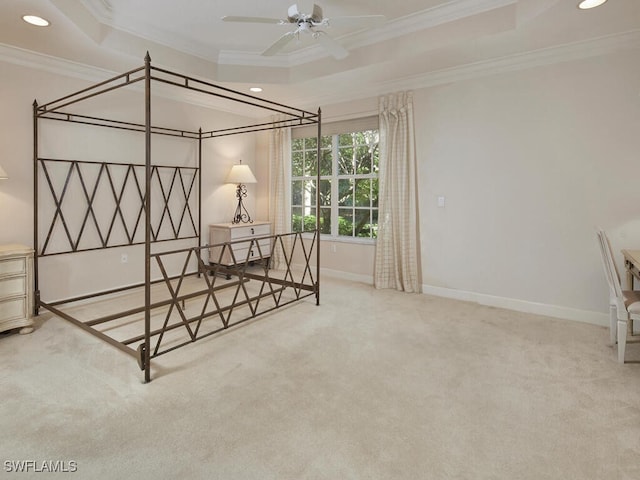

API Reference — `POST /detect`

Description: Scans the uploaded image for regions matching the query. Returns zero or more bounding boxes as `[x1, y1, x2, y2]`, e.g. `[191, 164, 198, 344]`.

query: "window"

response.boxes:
[291, 118, 379, 240]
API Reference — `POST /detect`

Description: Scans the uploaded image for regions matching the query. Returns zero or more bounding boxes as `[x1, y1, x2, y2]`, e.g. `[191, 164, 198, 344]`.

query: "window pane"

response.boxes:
[305, 137, 317, 150]
[354, 209, 371, 238]
[292, 138, 303, 151]
[371, 178, 379, 208]
[355, 146, 372, 174]
[291, 180, 303, 205]
[338, 179, 353, 206]
[338, 208, 353, 236]
[338, 133, 353, 147]
[372, 142, 380, 173]
[319, 179, 331, 206]
[371, 209, 378, 239]
[303, 213, 317, 232]
[304, 150, 317, 176]
[320, 148, 332, 176]
[338, 147, 354, 175]
[320, 207, 331, 234]
[364, 130, 379, 144]
[291, 207, 303, 232]
[292, 151, 304, 177]
[321, 135, 332, 149]
[355, 179, 370, 207]
[304, 180, 316, 207]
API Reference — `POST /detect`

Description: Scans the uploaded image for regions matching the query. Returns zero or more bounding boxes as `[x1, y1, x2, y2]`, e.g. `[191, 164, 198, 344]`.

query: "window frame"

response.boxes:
[291, 118, 379, 243]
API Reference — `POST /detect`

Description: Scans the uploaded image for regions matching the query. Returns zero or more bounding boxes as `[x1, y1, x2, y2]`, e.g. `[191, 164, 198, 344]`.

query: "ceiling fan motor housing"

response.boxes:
[288, 3, 323, 24]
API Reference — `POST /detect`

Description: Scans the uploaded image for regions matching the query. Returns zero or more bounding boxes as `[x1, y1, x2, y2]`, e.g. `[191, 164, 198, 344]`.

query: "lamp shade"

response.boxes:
[226, 164, 257, 184]
[0, 165, 8, 180]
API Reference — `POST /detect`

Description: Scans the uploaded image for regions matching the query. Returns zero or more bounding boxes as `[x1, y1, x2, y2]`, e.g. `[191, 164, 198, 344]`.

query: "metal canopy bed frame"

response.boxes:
[33, 53, 321, 382]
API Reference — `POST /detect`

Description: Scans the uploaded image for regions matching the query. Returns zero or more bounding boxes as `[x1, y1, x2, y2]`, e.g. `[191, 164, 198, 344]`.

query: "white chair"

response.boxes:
[596, 230, 618, 345]
[597, 229, 640, 363]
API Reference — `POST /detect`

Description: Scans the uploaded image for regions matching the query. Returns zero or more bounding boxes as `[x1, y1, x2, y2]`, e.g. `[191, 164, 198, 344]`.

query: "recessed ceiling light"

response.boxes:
[578, 0, 608, 9]
[250, 87, 263, 93]
[22, 15, 50, 27]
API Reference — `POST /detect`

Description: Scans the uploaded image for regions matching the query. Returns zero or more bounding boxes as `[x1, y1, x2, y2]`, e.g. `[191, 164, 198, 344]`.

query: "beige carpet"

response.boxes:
[1, 276, 639, 479]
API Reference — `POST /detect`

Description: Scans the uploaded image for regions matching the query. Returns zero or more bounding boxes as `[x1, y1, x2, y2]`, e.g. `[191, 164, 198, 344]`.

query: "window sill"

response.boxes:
[299, 232, 376, 245]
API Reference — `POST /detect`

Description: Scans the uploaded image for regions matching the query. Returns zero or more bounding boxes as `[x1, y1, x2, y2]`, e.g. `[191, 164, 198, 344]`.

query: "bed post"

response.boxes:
[143, 52, 152, 383]
[315, 108, 321, 306]
[32, 100, 40, 315]
[198, 127, 203, 277]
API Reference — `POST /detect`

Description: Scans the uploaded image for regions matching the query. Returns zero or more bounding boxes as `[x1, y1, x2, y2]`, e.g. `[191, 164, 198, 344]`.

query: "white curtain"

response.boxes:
[268, 123, 291, 270]
[374, 91, 420, 292]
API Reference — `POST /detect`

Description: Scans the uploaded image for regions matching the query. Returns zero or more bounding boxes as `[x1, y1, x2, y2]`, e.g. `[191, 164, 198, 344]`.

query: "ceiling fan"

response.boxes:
[222, 3, 385, 60]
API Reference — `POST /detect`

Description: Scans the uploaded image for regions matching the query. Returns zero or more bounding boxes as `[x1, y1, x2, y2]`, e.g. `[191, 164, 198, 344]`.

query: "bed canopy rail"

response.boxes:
[33, 53, 321, 382]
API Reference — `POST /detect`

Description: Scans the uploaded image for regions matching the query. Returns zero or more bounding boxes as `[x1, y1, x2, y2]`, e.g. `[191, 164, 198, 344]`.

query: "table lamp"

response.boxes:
[226, 160, 257, 224]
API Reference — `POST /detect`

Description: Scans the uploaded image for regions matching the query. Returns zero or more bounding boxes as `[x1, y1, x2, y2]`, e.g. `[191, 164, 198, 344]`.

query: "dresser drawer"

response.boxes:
[0, 276, 26, 298]
[0, 297, 27, 322]
[0, 245, 34, 334]
[229, 223, 271, 240]
[0, 258, 26, 277]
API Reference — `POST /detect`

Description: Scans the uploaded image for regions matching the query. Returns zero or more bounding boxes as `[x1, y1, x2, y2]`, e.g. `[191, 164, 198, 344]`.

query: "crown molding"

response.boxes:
[0, 43, 260, 118]
[289, 29, 640, 109]
[381, 29, 640, 92]
[355, 0, 516, 48]
[0, 43, 115, 84]
[1, 29, 638, 113]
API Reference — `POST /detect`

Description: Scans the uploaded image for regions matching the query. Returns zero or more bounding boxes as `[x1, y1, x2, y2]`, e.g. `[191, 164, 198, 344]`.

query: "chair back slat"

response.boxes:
[599, 229, 626, 314]
[596, 229, 616, 298]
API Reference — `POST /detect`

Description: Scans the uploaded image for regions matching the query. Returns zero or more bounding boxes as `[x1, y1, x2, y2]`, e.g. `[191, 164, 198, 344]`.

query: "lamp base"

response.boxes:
[231, 183, 253, 224]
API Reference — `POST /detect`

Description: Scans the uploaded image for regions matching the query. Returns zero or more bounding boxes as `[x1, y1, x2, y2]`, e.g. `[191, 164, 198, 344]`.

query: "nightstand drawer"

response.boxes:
[0, 258, 26, 277]
[210, 238, 271, 265]
[229, 223, 271, 240]
[0, 297, 27, 322]
[0, 276, 26, 298]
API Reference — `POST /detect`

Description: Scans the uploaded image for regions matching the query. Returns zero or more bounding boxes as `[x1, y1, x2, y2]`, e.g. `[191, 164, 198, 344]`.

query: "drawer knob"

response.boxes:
[251, 228, 254, 234]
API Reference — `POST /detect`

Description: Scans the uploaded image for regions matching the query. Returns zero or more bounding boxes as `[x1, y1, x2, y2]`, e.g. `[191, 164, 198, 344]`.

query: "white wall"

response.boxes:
[0, 61, 257, 301]
[415, 50, 640, 320]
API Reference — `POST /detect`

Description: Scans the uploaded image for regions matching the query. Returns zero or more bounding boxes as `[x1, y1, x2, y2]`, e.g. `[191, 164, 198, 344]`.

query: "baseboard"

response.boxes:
[290, 263, 374, 285]
[321, 268, 374, 284]
[422, 283, 609, 327]
[274, 267, 609, 327]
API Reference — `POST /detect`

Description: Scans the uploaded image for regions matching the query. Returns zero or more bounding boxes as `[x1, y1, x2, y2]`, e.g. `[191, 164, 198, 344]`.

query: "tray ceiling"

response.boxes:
[0, 0, 638, 109]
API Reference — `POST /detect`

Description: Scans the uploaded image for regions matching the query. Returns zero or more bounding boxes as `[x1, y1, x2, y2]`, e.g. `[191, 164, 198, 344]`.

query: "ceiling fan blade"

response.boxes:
[314, 32, 348, 60]
[262, 31, 297, 56]
[222, 15, 286, 25]
[322, 15, 386, 28]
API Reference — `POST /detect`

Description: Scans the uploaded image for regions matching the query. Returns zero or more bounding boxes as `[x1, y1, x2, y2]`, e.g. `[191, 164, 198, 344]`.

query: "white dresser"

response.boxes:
[0, 244, 34, 335]
[209, 222, 272, 268]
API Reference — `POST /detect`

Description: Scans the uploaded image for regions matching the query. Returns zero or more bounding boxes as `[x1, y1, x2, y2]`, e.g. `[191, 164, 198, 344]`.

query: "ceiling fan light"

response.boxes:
[22, 15, 50, 27]
[578, 0, 608, 9]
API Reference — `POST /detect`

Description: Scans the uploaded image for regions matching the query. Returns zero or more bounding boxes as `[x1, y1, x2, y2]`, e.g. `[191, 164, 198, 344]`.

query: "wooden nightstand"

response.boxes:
[0, 244, 34, 335]
[209, 222, 271, 275]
